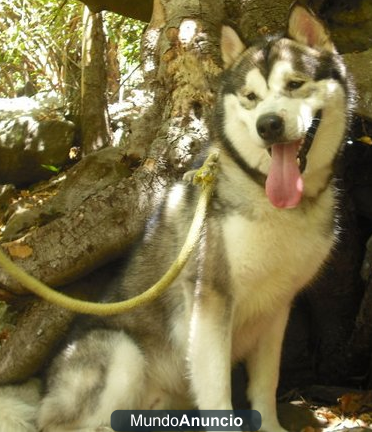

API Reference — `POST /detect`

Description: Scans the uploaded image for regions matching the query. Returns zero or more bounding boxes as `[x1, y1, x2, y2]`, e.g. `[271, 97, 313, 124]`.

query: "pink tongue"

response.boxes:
[265, 142, 303, 209]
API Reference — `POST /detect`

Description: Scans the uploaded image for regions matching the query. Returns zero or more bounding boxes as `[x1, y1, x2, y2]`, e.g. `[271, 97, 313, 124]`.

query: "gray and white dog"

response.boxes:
[0, 4, 353, 432]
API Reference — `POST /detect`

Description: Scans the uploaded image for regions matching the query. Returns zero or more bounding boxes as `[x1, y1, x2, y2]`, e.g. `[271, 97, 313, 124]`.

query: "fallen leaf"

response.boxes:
[4, 243, 33, 259]
[0, 329, 10, 342]
[339, 392, 372, 415]
[358, 136, 372, 145]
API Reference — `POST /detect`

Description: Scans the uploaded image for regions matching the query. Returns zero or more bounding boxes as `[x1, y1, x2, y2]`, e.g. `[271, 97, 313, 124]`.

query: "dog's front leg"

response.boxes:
[188, 288, 233, 410]
[246, 305, 290, 432]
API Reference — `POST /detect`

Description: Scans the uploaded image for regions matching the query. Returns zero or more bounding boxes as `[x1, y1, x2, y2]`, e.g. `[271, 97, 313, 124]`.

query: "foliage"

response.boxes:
[105, 14, 145, 76]
[0, 0, 83, 98]
[103, 13, 146, 102]
[0, 0, 145, 100]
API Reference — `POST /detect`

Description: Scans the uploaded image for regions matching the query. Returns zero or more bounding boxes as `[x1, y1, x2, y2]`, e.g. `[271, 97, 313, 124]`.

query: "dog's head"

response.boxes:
[215, 4, 352, 208]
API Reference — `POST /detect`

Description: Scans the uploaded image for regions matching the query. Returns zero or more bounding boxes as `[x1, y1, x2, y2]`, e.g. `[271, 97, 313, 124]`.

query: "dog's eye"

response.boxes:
[246, 92, 257, 101]
[287, 80, 305, 91]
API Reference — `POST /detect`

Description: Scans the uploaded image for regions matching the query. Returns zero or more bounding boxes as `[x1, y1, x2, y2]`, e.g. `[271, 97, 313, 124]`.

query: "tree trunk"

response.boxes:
[106, 39, 121, 103]
[81, 7, 112, 154]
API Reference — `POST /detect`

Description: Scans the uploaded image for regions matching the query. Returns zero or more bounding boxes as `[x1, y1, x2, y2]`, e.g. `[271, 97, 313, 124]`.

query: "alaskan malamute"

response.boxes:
[0, 4, 353, 432]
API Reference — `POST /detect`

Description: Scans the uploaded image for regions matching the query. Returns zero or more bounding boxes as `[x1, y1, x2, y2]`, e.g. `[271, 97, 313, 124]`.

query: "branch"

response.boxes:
[78, 0, 152, 22]
[0, 163, 169, 296]
[0, 300, 74, 384]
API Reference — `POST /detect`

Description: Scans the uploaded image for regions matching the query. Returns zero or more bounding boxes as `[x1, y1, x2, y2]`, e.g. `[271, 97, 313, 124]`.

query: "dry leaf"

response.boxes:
[339, 392, 372, 415]
[358, 136, 372, 145]
[4, 243, 33, 259]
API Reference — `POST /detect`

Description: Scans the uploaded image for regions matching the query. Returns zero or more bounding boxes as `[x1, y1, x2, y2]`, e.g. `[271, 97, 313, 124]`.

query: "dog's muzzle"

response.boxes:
[257, 110, 323, 173]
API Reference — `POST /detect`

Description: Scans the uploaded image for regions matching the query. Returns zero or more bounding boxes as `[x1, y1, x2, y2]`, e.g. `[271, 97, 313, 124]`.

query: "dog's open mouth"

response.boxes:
[265, 111, 322, 209]
[297, 110, 323, 172]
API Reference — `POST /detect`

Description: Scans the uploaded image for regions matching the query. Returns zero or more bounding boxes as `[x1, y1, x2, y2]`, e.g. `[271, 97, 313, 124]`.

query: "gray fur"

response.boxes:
[0, 5, 353, 432]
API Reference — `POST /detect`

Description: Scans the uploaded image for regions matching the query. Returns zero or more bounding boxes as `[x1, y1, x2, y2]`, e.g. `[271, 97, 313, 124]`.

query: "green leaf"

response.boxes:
[41, 164, 61, 173]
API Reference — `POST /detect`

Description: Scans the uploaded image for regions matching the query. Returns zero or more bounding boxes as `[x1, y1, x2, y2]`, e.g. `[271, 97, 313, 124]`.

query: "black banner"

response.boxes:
[111, 409, 261, 431]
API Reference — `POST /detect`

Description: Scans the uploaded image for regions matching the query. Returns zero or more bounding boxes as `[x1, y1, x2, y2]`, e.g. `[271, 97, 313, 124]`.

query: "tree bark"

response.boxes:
[81, 7, 112, 154]
[0, 158, 169, 295]
[0, 300, 74, 385]
[106, 39, 121, 103]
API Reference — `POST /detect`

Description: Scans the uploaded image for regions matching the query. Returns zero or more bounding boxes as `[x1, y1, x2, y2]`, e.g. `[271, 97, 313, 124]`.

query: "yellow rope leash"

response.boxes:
[0, 151, 219, 316]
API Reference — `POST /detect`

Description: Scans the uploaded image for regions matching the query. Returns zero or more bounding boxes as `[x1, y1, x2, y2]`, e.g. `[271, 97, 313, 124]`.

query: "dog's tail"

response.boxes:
[0, 378, 41, 432]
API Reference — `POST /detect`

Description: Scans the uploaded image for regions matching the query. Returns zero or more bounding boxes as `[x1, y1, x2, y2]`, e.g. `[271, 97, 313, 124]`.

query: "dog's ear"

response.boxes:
[287, 4, 335, 52]
[220, 25, 246, 68]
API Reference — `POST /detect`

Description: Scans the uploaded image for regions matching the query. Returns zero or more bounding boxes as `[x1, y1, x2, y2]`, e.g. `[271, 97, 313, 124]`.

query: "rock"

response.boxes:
[343, 50, 372, 121]
[0, 94, 75, 186]
[16, 81, 37, 98]
[325, 0, 372, 53]
[108, 88, 152, 148]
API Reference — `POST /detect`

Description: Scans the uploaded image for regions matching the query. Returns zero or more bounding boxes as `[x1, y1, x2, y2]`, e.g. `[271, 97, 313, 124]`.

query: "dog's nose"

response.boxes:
[256, 114, 284, 142]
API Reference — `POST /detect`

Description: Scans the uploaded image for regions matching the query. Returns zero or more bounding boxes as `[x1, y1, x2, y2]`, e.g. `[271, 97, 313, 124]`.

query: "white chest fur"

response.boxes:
[221, 192, 335, 324]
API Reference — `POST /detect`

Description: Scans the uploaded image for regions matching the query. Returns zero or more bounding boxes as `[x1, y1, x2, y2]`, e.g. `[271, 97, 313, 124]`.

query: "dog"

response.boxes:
[0, 3, 353, 432]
